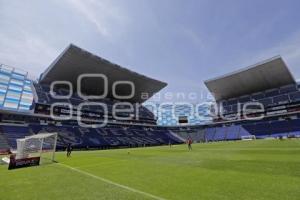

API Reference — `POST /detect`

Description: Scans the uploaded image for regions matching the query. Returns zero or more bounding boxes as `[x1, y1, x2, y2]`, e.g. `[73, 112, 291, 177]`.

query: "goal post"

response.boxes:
[241, 135, 256, 141]
[16, 132, 58, 164]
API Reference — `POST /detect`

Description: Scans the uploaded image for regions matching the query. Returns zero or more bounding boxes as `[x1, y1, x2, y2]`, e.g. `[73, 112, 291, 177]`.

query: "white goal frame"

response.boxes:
[241, 135, 256, 141]
[16, 132, 58, 163]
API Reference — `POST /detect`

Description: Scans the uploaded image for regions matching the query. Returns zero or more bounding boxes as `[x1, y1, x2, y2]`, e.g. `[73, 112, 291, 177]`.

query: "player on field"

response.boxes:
[66, 143, 72, 157]
[187, 138, 193, 151]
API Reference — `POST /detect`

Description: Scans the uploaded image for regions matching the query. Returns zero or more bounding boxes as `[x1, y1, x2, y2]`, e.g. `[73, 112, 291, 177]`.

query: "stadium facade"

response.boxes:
[1, 44, 300, 153]
[153, 103, 213, 126]
[0, 65, 34, 111]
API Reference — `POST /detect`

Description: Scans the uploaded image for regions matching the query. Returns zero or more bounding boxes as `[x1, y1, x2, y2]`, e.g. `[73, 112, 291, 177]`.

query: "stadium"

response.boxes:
[1, 44, 300, 200]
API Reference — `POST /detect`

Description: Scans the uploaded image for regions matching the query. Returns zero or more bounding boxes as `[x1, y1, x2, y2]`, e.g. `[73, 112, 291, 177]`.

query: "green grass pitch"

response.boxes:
[1, 139, 300, 200]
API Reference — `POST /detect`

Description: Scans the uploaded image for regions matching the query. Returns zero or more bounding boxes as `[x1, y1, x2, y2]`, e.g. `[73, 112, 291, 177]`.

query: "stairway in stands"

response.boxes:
[168, 130, 186, 142]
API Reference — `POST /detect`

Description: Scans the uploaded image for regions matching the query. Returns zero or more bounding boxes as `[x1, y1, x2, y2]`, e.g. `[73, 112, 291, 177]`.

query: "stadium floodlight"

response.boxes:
[241, 135, 256, 141]
[16, 132, 58, 164]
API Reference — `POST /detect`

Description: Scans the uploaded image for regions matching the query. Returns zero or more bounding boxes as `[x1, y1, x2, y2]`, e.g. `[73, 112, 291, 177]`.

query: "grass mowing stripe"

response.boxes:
[57, 162, 167, 200]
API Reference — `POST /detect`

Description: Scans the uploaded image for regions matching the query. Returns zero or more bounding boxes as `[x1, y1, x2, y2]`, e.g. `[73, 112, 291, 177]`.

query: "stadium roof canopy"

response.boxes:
[204, 56, 296, 101]
[39, 44, 167, 103]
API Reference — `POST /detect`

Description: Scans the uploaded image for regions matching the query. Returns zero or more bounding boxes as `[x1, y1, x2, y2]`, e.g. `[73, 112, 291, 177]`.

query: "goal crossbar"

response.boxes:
[16, 132, 58, 163]
[241, 135, 256, 140]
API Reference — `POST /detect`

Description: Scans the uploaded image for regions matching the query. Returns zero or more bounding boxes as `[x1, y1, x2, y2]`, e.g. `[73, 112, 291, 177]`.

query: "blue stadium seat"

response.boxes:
[33, 83, 157, 122]
[241, 123, 256, 136]
[226, 125, 239, 140]
[273, 94, 289, 105]
[213, 127, 226, 141]
[1, 125, 32, 149]
[0, 123, 183, 150]
[239, 126, 252, 138]
[0, 131, 10, 151]
[280, 84, 297, 94]
[205, 127, 216, 141]
[289, 91, 300, 103]
[259, 98, 273, 107]
[239, 96, 251, 103]
[265, 89, 280, 98]
[251, 92, 265, 100]
[227, 99, 238, 106]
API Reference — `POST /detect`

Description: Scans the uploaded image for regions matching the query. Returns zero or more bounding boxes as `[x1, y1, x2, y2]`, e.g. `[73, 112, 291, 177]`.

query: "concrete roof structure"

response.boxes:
[204, 56, 296, 101]
[39, 44, 167, 103]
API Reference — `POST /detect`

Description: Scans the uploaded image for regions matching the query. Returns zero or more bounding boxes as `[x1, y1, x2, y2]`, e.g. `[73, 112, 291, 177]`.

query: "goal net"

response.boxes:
[16, 132, 58, 164]
[241, 135, 256, 141]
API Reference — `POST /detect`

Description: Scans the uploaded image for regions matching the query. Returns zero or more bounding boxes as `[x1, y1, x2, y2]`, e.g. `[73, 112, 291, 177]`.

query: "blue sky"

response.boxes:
[1, 0, 300, 102]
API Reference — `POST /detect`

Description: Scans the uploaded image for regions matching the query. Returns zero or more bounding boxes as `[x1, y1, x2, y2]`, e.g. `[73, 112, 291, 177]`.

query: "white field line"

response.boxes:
[158, 147, 300, 151]
[72, 160, 127, 169]
[57, 163, 167, 200]
[56, 147, 300, 154]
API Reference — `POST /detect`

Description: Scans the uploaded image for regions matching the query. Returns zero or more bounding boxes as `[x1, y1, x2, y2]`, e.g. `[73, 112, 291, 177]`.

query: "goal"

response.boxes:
[15, 132, 58, 164]
[241, 135, 256, 141]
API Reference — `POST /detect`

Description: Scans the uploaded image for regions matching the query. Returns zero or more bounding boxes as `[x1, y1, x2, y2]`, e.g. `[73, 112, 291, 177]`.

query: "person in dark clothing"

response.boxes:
[8, 153, 16, 170]
[187, 138, 193, 151]
[66, 143, 72, 157]
[169, 140, 172, 148]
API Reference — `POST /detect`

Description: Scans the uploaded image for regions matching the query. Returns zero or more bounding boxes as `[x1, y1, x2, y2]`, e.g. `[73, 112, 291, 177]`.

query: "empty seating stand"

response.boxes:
[226, 125, 240, 140]
[33, 83, 156, 123]
[213, 127, 226, 141]
[205, 127, 216, 141]
[0, 123, 183, 150]
[1, 125, 33, 149]
[219, 83, 300, 117]
[0, 131, 10, 152]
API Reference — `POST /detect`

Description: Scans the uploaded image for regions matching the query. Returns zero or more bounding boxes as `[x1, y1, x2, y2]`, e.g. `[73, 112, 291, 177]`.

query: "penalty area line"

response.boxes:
[57, 163, 166, 200]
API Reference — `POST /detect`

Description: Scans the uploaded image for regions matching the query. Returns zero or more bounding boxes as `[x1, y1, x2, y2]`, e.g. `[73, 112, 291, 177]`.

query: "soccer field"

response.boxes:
[1, 139, 300, 200]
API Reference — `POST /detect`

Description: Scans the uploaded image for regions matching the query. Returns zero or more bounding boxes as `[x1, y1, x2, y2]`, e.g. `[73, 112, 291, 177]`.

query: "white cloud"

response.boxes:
[0, 30, 60, 78]
[65, 0, 129, 38]
[0, 0, 131, 79]
[258, 31, 300, 65]
[181, 28, 204, 48]
[234, 30, 300, 78]
[0, 1, 62, 78]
